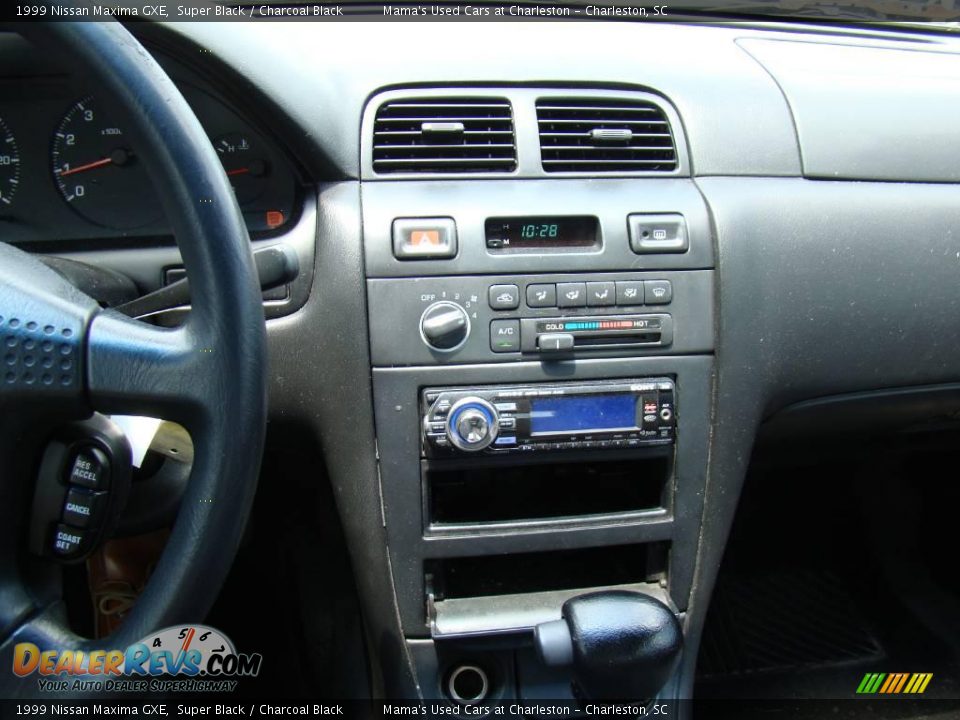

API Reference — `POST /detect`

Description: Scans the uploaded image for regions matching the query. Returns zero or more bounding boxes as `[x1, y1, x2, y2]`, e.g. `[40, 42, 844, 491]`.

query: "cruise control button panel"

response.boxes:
[28, 415, 133, 564]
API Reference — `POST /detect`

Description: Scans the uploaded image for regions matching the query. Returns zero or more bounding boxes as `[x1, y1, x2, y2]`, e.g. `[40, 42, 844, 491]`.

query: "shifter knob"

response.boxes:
[534, 590, 682, 702]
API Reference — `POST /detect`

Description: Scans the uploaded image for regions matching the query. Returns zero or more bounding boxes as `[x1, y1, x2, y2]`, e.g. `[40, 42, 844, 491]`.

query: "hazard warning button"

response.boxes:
[392, 217, 458, 260]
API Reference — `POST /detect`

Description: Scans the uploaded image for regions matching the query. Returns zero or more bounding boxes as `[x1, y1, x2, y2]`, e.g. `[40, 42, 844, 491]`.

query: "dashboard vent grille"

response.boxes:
[373, 98, 517, 174]
[536, 98, 677, 173]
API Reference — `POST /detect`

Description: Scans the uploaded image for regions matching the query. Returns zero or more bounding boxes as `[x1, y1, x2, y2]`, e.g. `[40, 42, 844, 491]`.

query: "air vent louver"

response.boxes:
[373, 98, 517, 174]
[537, 98, 677, 173]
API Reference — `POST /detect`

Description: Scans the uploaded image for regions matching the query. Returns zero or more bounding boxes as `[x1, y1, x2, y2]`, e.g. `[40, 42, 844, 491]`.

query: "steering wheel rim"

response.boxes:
[0, 20, 268, 695]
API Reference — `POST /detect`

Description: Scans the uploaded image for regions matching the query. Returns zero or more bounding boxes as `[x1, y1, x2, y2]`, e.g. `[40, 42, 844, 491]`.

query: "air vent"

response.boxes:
[372, 98, 517, 174]
[537, 98, 677, 173]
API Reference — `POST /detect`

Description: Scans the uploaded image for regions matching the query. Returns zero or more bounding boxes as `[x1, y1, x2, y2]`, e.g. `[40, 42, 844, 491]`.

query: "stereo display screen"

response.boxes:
[530, 394, 637, 435]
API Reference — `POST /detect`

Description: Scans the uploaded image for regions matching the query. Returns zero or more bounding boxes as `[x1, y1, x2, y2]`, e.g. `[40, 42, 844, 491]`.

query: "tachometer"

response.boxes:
[51, 96, 160, 229]
[0, 116, 20, 208]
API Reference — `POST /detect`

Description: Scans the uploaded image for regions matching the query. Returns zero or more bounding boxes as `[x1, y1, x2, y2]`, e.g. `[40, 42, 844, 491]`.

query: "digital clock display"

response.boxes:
[485, 216, 599, 251]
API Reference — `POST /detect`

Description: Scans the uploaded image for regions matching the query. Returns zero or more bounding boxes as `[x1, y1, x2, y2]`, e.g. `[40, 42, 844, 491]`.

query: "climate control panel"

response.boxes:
[367, 270, 714, 366]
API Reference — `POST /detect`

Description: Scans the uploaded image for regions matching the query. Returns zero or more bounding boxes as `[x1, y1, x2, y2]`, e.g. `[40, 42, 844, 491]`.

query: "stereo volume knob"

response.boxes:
[420, 302, 470, 352]
[446, 397, 499, 452]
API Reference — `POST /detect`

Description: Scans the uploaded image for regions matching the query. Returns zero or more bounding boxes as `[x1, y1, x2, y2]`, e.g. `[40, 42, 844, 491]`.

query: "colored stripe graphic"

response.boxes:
[857, 672, 932, 694]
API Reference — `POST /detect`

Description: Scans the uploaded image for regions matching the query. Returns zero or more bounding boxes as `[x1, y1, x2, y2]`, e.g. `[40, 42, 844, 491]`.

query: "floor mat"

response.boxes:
[698, 568, 884, 678]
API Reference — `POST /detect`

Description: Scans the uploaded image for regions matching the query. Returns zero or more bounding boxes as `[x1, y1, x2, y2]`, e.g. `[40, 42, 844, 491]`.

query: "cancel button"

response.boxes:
[62, 488, 107, 529]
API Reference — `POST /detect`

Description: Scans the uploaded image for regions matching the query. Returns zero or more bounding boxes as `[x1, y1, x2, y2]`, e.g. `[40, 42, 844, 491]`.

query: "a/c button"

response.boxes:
[490, 319, 520, 353]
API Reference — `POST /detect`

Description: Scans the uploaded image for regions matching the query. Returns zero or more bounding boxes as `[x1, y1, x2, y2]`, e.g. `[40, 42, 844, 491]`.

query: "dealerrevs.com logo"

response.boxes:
[12, 625, 262, 693]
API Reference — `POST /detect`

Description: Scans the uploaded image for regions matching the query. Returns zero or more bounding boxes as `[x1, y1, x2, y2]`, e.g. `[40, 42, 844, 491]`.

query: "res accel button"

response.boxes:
[68, 446, 111, 490]
[392, 218, 457, 259]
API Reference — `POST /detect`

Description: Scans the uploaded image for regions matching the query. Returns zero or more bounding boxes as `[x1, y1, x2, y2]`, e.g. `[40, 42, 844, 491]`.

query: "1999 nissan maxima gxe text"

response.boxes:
[1, 6, 960, 718]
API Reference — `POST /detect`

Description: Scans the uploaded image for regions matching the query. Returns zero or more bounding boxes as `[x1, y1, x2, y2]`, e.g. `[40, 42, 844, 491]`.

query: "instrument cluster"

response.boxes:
[0, 58, 299, 245]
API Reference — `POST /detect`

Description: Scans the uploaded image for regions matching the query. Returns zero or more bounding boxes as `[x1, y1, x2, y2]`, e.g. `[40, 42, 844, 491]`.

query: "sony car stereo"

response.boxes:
[421, 378, 675, 456]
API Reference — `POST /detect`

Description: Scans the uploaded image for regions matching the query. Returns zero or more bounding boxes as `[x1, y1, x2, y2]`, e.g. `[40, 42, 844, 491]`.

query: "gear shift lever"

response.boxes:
[534, 590, 683, 702]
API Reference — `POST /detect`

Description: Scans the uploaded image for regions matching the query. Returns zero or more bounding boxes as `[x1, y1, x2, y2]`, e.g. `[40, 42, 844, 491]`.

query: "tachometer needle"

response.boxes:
[58, 148, 132, 178]
[57, 156, 113, 177]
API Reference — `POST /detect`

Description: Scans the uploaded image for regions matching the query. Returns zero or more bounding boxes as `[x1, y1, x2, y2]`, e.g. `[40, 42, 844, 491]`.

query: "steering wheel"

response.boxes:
[0, 21, 268, 696]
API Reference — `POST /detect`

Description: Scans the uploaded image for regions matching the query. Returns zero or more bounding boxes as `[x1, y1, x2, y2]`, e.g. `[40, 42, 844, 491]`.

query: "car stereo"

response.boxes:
[421, 378, 675, 456]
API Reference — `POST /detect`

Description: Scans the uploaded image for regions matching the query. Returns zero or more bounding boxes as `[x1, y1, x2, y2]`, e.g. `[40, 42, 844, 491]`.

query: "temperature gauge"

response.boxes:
[214, 132, 269, 205]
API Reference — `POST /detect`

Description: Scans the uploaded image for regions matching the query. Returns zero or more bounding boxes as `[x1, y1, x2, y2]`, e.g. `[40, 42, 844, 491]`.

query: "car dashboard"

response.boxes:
[5, 16, 960, 709]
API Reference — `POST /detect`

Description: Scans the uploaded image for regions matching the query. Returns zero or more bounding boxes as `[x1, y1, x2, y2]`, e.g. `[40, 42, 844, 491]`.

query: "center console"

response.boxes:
[362, 88, 715, 704]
